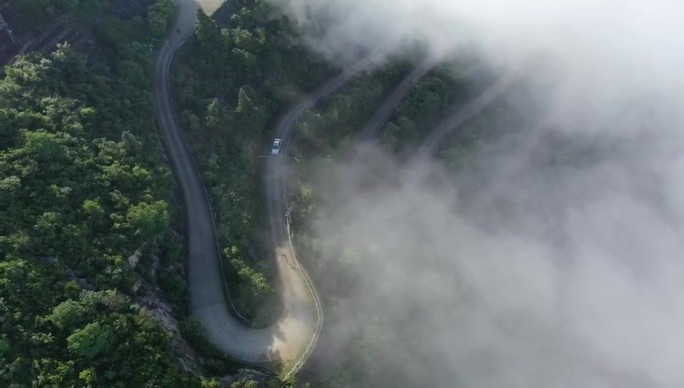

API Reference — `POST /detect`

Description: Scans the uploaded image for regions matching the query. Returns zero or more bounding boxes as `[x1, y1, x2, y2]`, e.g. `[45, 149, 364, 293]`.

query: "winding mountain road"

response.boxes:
[151, 0, 444, 375]
[416, 73, 517, 158]
[153, 0, 416, 374]
[154, 0, 320, 367]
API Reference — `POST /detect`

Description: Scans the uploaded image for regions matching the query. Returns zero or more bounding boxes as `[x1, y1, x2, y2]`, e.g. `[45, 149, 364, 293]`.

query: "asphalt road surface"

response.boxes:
[358, 58, 437, 139]
[154, 0, 317, 366]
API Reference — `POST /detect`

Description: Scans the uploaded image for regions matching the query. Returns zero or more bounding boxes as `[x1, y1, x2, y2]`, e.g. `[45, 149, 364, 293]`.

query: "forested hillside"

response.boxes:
[0, 41, 200, 385]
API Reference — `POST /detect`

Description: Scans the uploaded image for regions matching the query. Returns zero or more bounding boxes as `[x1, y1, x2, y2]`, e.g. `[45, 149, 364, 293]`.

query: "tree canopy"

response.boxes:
[0, 39, 198, 387]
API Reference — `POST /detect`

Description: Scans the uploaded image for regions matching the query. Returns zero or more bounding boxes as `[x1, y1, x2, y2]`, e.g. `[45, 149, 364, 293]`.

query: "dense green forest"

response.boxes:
[0, 1, 264, 386]
[0, 43, 193, 387]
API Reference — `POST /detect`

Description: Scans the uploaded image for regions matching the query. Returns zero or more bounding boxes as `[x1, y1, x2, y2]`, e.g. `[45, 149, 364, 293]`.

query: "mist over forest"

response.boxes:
[3, 0, 683, 386]
[268, 0, 684, 386]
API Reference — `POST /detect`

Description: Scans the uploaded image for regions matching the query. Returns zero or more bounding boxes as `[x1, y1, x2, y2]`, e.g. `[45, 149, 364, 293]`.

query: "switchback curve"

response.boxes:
[154, 0, 433, 375]
[154, 0, 318, 369]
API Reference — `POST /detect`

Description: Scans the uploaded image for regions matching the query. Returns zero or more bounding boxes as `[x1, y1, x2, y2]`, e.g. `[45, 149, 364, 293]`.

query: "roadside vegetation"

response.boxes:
[170, 0, 335, 324]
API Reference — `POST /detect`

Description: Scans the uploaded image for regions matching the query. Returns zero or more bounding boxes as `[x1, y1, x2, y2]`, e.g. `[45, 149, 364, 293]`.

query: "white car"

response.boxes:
[271, 138, 281, 155]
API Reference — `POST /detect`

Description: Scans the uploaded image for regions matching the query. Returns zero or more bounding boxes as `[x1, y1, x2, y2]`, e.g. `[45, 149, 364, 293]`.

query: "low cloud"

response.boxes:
[266, 0, 684, 386]
[271, 0, 684, 133]
[307, 130, 683, 386]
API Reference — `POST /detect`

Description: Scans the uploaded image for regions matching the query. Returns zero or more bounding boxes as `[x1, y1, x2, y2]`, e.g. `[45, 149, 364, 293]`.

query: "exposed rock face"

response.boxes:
[136, 279, 200, 374]
[128, 246, 144, 268]
[131, 278, 142, 293]
[219, 368, 270, 387]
